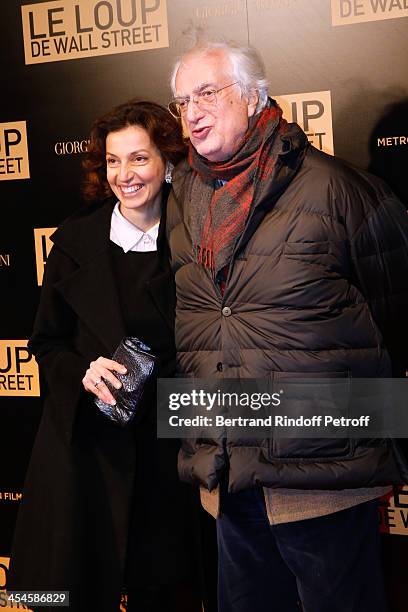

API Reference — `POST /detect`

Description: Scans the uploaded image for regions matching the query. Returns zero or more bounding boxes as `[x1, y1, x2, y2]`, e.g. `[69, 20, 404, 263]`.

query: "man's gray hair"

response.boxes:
[170, 41, 269, 114]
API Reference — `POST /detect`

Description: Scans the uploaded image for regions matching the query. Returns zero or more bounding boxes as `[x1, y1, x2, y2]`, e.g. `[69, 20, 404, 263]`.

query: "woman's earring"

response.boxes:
[165, 162, 174, 184]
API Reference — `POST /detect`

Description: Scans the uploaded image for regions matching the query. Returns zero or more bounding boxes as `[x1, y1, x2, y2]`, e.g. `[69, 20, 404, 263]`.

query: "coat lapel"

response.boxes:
[145, 198, 176, 332]
[51, 196, 175, 351]
[52, 200, 126, 355]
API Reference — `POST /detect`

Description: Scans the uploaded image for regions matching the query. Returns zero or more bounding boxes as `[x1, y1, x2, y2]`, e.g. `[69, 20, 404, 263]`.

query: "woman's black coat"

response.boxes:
[8, 198, 200, 611]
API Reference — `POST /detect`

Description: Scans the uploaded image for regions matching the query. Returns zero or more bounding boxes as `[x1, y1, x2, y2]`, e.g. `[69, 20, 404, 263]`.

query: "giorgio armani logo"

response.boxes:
[193, 0, 299, 20]
[274, 91, 334, 155]
[194, 1, 245, 19]
[0, 340, 40, 397]
[331, 0, 408, 26]
[254, 0, 299, 10]
[21, 0, 169, 65]
[0, 254, 10, 267]
[0, 121, 30, 181]
[34, 228, 56, 286]
[54, 139, 89, 155]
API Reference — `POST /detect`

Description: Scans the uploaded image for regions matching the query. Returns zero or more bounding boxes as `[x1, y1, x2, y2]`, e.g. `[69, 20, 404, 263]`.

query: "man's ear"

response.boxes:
[247, 89, 259, 118]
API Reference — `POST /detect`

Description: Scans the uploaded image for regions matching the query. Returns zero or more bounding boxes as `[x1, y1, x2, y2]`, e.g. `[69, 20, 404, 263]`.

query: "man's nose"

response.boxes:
[185, 98, 205, 123]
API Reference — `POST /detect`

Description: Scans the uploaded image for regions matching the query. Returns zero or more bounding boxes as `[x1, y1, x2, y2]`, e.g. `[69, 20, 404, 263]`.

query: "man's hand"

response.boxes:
[82, 356, 127, 405]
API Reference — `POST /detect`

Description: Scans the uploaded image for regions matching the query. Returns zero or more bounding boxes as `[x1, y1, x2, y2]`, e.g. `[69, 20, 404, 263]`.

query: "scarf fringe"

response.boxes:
[195, 245, 214, 271]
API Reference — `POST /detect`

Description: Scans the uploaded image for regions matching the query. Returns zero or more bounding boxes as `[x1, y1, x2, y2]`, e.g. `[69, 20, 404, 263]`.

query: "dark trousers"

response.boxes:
[217, 487, 388, 612]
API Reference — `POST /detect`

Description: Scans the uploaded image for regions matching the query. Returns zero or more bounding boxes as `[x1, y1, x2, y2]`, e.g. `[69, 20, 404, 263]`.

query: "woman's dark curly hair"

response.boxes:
[83, 99, 186, 201]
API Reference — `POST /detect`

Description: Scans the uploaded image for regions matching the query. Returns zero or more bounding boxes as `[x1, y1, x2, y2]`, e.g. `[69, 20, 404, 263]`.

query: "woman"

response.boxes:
[9, 100, 202, 612]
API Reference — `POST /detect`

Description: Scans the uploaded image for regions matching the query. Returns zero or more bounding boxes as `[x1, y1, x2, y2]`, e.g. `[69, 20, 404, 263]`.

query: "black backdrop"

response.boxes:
[1, 1, 407, 610]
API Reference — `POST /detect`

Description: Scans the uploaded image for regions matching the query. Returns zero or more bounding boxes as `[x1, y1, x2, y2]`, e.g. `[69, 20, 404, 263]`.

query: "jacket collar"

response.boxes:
[52, 198, 114, 261]
[53, 188, 171, 266]
[51, 195, 174, 354]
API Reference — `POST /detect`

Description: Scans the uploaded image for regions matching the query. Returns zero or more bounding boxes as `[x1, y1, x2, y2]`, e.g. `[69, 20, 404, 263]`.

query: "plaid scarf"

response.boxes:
[188, 100, 296, 277]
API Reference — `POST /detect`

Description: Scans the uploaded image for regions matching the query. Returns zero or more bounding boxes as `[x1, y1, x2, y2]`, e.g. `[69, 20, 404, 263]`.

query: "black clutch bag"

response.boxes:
[94, 336, 156, 427]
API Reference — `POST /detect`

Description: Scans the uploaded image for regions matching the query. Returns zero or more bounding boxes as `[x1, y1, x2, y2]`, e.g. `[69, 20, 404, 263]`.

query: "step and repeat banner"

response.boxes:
[1, 0, 407, 610]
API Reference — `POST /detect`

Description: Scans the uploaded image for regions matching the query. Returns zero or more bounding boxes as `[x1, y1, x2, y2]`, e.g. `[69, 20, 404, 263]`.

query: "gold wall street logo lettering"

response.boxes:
[0, 557, 32, 610]
[0, 121, 30, 181]
[34, 227, 56, 286]
[331, 0, 408, 26]
[21, 0, 169, 65]
[274, 91, 334, 155]
[0, 340, 40, 397]
[0, 558, 7, 590]
[377, 135, 408, 147]
[0, 254, 11, 267]
[54, 139, 89, 155]
[379, 486, 408, 536]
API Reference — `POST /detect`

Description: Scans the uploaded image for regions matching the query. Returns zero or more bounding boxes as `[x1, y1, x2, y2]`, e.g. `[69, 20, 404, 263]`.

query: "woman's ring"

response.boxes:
[94, 378, 102, 388]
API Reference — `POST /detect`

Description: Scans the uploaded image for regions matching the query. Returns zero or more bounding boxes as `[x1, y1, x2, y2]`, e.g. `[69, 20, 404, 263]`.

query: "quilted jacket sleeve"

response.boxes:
[349, 190, 408, 375]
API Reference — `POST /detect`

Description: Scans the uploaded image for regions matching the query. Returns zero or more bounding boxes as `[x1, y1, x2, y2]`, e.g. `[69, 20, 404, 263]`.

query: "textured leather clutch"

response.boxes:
[94, 336, 156, 427]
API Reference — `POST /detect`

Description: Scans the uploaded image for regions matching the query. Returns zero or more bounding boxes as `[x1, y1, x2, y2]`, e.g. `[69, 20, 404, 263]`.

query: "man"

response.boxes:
[166, 40, 408, 612]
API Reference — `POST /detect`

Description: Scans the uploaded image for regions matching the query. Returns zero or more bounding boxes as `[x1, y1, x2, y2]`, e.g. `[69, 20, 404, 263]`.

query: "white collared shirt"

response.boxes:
[110, 202, 159, 252]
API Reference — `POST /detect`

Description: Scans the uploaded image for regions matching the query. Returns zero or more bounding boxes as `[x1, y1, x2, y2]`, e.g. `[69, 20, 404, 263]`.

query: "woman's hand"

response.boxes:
[82, 357, 127, 405]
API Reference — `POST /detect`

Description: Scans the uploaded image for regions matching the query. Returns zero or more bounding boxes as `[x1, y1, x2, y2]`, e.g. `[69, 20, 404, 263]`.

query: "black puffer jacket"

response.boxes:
[168, 124, 408, 493]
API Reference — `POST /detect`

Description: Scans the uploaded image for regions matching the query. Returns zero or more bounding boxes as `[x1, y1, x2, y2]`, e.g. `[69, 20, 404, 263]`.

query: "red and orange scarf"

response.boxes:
[187, 100, 306, 278]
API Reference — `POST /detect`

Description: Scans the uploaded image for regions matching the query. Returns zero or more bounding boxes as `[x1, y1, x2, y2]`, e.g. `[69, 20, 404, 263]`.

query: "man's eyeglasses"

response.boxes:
[168, 82, 239, 118]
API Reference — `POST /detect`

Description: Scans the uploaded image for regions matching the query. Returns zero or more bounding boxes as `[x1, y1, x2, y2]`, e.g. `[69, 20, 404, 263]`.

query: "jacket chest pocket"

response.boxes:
[266, 370, 354, 461]
[283, 240, 331, 266]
